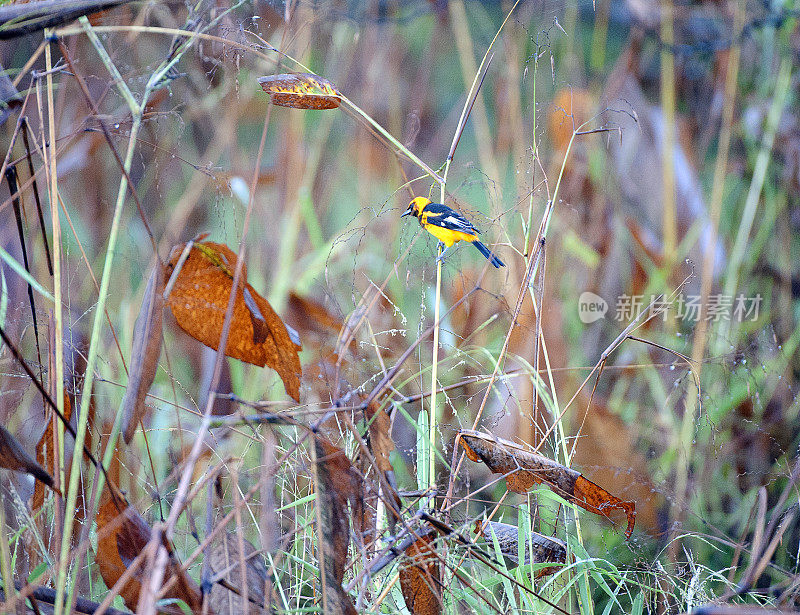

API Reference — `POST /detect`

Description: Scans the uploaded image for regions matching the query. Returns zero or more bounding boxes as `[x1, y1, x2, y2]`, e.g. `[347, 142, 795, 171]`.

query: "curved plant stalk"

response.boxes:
[53, 22, 446, 189]
[55, 24, 276, 65]
[149, 12, 278, 606]
[269, 22, 347, 311]
[340, 94, 444, 186]
[441, 107, 601, 608]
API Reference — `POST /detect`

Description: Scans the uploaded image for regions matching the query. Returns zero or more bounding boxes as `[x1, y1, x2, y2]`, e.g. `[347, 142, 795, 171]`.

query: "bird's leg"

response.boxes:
[436, 242, 450, 263]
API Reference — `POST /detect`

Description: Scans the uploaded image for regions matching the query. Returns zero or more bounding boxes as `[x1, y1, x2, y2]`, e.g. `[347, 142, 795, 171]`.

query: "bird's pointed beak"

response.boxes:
[401, 205, 413, 218]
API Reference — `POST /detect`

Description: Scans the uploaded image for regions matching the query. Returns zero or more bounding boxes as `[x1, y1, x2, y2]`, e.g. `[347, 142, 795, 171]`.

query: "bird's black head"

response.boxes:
[401, 196, 430, 218]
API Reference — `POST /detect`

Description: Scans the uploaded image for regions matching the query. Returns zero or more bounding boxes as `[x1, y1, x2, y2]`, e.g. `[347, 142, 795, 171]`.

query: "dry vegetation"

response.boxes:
[0, 1, 799, 613]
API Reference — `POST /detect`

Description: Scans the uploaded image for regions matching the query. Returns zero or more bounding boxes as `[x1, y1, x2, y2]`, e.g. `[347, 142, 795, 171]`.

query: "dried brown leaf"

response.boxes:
[475, 520, 566, 576]
[364, 401, 393, 475]
[0, 0, 129, 40]
[32, 391, 72, 512]
[285, 292, 350, 358]
[208, 533, 267, 615]
[96, 486, 204, 614]
[286, 292, 344, 337]
[364, 400, 401, 531]
[121, 260, 165, 443]
[459, 430, 636, 538]
[0, 424, 57, 494]
[165, 240, 301, 401]
[258, 73, 341, 110]
[399, 533, 441, 615]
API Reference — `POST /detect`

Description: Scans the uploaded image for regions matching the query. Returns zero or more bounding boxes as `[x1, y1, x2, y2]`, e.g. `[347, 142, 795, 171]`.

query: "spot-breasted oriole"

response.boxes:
[401, 196, 505, 268]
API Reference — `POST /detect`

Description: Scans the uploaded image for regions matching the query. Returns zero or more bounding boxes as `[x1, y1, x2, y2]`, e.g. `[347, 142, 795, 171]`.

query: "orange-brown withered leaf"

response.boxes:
[459, 430, 636, 538]
[32, 391, 72, 512]
[258, 73, 341, 110]
[121, 260, 165, 443]
[165, 240, 301, 401]
[96, 486, 203, 614]
[399, 532, 441, 615]
[0, 424, 57, 494]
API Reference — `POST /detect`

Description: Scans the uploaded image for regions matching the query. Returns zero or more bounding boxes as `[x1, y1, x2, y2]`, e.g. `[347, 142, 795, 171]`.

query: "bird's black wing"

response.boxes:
[423, 203, 481, 234]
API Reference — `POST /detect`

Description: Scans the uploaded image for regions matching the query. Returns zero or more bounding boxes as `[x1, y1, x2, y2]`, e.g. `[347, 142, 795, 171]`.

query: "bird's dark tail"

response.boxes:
[472, 240, 505, 268]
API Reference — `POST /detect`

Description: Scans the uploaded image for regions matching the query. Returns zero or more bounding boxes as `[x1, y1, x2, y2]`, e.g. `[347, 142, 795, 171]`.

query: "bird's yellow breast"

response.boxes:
[420, 218, 476, 247]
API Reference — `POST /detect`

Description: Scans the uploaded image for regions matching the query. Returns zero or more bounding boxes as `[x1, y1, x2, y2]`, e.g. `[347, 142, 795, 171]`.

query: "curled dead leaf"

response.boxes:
[399, 532, 441, 615]
[459, 430, 636, 538]
[121, 260, 165, 443]
[32, 391, 73, 513]
[258, 73, 341, 109]
[475, 520, 566, 576]
[208, 533, 267, 615]
[0, 424, 58, 494]
[364, 401, 393, 476]
[364, 400, 401, 531]
[96, 486, 203, 614]
[165, 240, 301, 401]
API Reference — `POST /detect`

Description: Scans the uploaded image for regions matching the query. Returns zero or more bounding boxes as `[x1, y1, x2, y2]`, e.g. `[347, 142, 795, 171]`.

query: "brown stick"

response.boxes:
[1, 582, 130, 615]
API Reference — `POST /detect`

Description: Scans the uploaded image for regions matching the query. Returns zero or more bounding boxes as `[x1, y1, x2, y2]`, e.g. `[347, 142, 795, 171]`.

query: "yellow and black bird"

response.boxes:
[401, 196, 505, 268]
